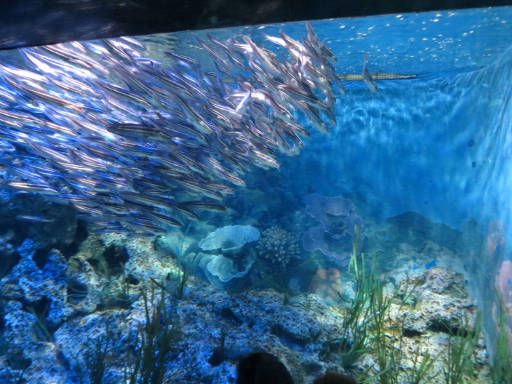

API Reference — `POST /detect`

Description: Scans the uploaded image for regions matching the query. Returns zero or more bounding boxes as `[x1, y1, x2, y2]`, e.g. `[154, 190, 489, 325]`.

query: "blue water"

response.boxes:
[242, 7, 512, 230]
[142, 7, 512, 231]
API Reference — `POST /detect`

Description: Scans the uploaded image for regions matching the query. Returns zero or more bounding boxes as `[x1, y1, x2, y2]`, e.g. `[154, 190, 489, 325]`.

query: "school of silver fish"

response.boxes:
[0, 23, 340, 234]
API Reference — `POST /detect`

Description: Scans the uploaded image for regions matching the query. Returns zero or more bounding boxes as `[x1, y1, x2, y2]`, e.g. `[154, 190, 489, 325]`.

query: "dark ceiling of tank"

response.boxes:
[0, 0, 511, 49]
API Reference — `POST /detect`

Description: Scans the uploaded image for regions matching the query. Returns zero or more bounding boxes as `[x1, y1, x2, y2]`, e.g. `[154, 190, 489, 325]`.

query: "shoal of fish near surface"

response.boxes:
[0, 23, 341, 234]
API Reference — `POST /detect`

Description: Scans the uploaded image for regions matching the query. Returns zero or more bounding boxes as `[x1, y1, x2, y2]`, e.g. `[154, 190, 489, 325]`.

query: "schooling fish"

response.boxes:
[16, 215, 55, 223]
[0, 24, 342, 234]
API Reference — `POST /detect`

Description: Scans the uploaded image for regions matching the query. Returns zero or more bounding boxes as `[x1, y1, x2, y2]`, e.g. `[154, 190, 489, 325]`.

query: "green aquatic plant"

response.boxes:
[443, 315, 481, 384]
[348, 226, 399, 382]
[125, 284, 182, 384]
[25, 299, 53, 342]
[391, 277, 436, 384]
[406, 350, 438, 384]
[149, 267, 188, 301]
[98, 277, 134, 310]
[348, 229, 439, 384]
[174, 269, 188, 300]
[339, 226, 441, 384]
[78, 333, 110, 384]
[78, 277, 183, 384]
[369, 275, 401, 384]
[337, 305, 371, 370]
[335, 225, 399, 376]
[396, 273, 421, 309]
[490, 296, 512, 384]
[334, 225, 373, 369]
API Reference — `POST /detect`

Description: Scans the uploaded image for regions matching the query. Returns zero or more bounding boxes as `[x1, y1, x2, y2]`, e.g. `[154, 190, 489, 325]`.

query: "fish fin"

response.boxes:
[362, 53, 377, 93]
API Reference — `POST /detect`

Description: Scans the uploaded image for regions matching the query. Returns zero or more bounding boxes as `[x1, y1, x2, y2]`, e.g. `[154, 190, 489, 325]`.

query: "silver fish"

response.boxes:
[0, 24, 345, 234]
[16, 215, 55, 223]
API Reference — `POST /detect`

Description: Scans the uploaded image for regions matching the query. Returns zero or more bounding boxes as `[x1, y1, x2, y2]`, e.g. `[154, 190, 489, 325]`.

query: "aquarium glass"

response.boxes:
[0, 6, 511, 384]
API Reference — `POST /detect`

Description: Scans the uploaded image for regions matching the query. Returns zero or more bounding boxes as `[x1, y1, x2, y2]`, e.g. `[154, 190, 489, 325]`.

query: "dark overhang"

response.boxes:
[0, 0, 511, 50]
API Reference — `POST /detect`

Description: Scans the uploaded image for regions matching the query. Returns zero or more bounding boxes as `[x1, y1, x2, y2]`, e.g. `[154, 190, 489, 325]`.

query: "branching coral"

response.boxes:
[256, 226, 300, 267]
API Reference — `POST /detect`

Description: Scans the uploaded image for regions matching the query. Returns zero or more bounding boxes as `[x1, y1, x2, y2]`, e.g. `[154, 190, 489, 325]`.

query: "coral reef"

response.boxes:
[301, 194, 362, 268]
[308, 267, 344, 303]
[179, 225, 262, 289]
[154, 231, 194, 259]
[0, 242, 74, 383]
[304, 194, 358, 227]
[256, 226, 301, 267]
[198, 225, 260, 254]
[199, 253, 256, 287]
[395, 267, 479, 338]
[378, 211, 463, 254]
[0, 212, 497, 383]
[0, 195, 80, 252]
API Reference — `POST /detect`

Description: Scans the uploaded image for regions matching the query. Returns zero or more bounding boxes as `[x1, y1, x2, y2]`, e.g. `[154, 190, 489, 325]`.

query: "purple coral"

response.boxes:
[301, 193, 362, 268]
[304, 193, 359, 232]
